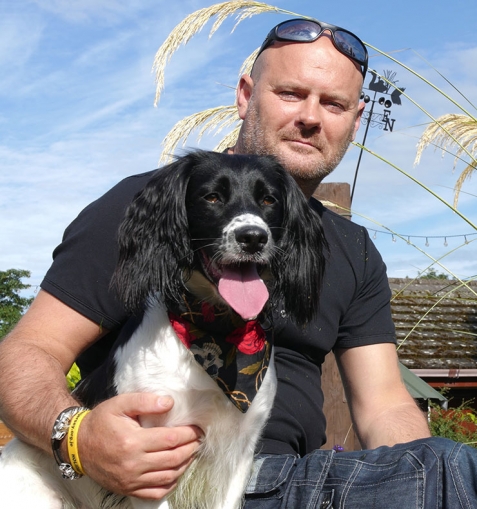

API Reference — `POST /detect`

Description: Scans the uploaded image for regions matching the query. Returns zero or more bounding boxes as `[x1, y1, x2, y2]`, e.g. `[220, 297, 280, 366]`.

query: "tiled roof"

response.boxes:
[390, 278, 477, 370]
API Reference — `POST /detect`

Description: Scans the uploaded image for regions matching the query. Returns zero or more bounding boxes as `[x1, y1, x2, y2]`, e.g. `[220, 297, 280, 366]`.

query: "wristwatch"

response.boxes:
[51, 406, 89, 480]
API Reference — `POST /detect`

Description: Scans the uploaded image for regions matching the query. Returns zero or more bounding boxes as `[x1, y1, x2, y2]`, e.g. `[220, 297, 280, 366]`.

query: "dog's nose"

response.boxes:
[235, 226, 269, 253]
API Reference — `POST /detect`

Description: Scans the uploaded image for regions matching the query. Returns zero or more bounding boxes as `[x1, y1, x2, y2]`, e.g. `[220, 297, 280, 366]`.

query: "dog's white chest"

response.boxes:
[114, 304, 208, 397]
[111, 300, 276, 509]
[113, 302, 231, 429]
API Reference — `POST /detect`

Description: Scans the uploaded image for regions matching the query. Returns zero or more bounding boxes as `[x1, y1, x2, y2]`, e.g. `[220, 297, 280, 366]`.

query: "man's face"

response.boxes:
[235, 35, 365, 196]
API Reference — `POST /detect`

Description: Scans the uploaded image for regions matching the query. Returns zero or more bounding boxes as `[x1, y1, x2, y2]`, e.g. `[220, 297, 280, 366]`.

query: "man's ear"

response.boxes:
[351, 100, 366, 141]
[236, 74, 254, 120]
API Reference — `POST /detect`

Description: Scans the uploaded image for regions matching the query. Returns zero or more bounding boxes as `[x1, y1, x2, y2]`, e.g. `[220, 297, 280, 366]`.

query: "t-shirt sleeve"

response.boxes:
[40, 172, 154, 331]
[335, 226, 396, 349]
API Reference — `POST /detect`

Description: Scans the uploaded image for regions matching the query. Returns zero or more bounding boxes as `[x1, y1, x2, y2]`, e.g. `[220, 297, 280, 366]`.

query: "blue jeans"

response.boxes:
[244, 438, 477, 508]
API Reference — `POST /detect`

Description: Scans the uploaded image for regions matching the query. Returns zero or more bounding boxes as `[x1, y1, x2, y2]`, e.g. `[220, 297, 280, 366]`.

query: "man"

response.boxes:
[0, 17, 475, 508]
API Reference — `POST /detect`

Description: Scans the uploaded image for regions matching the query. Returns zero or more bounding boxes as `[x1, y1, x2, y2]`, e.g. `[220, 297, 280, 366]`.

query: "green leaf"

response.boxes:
[239, 361, 262, 375]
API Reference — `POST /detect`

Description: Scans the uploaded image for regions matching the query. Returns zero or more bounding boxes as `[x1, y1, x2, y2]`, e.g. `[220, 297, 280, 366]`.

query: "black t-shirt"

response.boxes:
[41, 170, 396, 456]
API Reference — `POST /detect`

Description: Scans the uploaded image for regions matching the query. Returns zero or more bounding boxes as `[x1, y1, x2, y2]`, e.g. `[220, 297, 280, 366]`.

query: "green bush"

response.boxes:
[429, 396, 477, 447]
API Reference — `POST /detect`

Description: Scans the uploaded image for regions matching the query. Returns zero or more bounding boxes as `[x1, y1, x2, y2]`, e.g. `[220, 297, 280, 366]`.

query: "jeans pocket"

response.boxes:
[327, 451, 425, 508]
[245, 454, 297, 501]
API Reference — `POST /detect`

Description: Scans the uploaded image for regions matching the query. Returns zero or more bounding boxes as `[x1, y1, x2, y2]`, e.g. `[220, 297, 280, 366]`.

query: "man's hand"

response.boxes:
[78, 393, 203, 500]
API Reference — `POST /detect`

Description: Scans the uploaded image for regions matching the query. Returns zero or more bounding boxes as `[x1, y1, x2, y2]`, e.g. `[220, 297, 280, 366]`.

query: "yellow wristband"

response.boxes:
[67, 409, 91, 476]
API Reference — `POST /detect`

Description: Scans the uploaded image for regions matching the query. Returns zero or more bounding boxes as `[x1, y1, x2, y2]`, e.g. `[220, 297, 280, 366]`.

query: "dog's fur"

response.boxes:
[0, 151, 326, 509]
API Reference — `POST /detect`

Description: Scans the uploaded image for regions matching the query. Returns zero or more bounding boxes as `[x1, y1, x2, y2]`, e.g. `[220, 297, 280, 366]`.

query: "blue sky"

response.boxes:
[1, 0, 476, 295]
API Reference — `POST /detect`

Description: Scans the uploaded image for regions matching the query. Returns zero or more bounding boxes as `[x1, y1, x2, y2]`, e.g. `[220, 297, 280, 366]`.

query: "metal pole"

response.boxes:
[350, 93, 376, 206]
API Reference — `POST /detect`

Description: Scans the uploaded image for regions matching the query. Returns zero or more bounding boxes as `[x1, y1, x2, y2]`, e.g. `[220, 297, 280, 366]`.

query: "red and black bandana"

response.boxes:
[168, 296, 273, 413]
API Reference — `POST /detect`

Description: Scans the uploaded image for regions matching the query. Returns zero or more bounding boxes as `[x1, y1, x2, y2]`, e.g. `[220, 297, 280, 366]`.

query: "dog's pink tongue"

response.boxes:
[218, 264, 269, 321]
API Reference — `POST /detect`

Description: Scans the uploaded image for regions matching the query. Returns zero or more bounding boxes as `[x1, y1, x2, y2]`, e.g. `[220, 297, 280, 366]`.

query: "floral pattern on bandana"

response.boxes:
[226, 320, 266, 355]
[167, 295, 273, 413]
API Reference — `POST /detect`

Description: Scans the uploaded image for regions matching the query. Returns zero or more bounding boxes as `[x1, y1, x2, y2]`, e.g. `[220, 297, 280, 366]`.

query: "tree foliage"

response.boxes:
[420, 268, 450, 280]
[0, 269, 33, 339]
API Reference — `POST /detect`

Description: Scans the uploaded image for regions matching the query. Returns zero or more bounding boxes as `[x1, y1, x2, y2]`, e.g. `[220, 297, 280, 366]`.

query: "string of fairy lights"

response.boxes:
[366, 229, 477, 247]
[320, 202, 477, 248]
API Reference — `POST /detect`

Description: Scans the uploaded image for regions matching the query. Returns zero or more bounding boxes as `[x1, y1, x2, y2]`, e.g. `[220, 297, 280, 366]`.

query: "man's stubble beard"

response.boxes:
[238, 99, 354, 184]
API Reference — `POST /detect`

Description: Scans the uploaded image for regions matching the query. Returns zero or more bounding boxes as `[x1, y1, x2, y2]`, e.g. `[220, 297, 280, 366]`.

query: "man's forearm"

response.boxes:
[354, 399, 431, 450]
[336, 344, 432, 450]
[0, 335, 77, 453]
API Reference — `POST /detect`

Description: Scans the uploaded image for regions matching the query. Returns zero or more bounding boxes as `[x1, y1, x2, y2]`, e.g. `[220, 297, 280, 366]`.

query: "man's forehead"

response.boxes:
[256, 36, 363, 81]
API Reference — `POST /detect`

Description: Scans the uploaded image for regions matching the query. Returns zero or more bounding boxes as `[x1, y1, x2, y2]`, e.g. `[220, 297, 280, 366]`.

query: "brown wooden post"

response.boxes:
[313, 183, 352, 219]
[313, 183, 360, 451]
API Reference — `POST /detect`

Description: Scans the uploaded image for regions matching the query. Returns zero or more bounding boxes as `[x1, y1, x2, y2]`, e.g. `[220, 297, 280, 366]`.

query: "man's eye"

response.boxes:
[279, 91, 300, 100]
[324, 101, 345, 112]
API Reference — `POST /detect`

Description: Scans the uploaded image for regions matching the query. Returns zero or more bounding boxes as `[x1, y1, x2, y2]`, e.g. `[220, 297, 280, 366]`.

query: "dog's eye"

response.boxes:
[262, 195, 276, 206]
[204, 193, 221, 203]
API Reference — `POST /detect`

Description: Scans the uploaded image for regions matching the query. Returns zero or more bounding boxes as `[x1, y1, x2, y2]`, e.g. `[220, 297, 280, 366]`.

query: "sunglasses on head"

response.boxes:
[255, 18, 368, 78]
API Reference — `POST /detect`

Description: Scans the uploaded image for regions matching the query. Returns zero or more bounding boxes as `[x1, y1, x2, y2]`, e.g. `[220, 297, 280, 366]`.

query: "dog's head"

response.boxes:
[113, 150, 327, 326]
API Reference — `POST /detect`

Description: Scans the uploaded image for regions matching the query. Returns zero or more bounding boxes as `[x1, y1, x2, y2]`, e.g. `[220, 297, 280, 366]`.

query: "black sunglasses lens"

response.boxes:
[334, 30, 366, 63]
[276, 20, 321, 42]
[258, 18, 367, 76]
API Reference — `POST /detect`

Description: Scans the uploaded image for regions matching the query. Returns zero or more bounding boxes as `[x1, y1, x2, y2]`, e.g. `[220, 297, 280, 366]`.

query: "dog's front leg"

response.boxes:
[220, 456, 255, 509]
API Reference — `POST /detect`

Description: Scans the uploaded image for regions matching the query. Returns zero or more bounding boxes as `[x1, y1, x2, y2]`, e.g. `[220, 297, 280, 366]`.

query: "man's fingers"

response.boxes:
[139, 433, 202, 471]
[141, 423, 203, 453]
[128, 479, 177, 501]
[93, 431, 199, 500]
[127, 442, 201, 500]
[108, 392, 174, 419]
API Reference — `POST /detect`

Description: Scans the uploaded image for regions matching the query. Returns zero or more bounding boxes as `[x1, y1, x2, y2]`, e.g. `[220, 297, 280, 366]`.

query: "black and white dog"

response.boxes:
[0, 151, 326, 509]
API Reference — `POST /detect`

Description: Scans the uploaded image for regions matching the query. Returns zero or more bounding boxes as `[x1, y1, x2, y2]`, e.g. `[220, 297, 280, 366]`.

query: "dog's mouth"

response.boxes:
[198, 251, 269, 321]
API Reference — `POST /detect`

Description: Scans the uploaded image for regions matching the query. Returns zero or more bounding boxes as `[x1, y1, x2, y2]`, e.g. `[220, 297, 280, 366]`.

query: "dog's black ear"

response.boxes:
[112, 155, 195, 312]
[273, 170, 328, 326]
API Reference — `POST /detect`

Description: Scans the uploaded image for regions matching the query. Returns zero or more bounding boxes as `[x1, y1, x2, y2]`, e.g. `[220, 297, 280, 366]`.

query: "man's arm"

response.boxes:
[0, 290, 100, 448]
[0, 290, 202, 499]
[335, 343, 431, 449]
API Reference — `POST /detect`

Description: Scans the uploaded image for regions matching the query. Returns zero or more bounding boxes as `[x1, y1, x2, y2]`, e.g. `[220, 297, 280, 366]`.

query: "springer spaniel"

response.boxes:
[0, 151, 326, 509]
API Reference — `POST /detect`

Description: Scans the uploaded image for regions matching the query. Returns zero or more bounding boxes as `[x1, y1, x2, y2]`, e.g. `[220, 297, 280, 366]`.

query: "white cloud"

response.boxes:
[30, 0, 146, 24]
[0, 9, 43, 67]
[0, 9, 45, 102]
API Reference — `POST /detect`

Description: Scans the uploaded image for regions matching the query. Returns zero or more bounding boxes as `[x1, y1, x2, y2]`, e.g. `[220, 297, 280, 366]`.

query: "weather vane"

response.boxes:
[350, 70, 405, 204]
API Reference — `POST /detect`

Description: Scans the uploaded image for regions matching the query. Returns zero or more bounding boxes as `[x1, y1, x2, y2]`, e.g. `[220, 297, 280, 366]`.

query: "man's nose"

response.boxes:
[296, 98, 321, 131]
